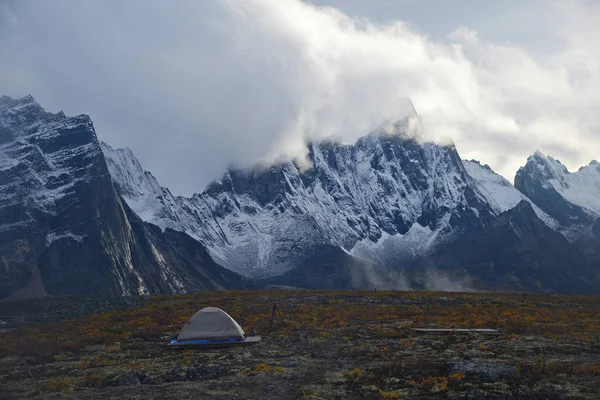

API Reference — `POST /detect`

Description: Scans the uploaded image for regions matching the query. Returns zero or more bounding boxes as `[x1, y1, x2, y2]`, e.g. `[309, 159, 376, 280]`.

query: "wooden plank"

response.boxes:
[413, 328, 501, 336]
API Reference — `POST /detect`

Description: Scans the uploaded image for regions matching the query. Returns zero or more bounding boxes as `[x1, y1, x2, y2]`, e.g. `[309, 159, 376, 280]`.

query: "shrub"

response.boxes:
[412, 373, 464, 393]
[240, 363, 285, 374]
[53, 353, 69, 362]
[378, 389, 401, 399]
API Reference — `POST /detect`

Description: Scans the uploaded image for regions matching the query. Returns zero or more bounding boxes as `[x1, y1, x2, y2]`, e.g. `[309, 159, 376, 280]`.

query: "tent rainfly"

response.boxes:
[169, 307, 261, 348]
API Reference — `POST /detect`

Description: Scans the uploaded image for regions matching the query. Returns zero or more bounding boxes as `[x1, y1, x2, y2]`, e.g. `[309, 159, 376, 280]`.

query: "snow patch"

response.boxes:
[46, 232, 85, 246]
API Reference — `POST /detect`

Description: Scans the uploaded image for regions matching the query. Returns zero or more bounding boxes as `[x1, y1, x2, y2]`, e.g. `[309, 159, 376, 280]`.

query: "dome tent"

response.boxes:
[178, 307, 244, 341]
[169, 307, 261, 348]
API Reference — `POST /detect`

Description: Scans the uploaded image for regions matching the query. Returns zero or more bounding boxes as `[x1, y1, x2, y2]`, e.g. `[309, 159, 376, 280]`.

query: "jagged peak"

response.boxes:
[4, 94, 38, 107]
[579, 160, 600, 172]
[20, 94, 36, 103]
[519, 150, 569, 178]
[0, 94, 39, 110]
[524, 151, 599, 178]
[528, 150, 563, 167]
[532, 149, 545, 158]
[465, 159, 493, 172]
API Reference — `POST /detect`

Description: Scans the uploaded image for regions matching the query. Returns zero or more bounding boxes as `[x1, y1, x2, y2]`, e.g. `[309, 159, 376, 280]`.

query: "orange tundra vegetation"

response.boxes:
[1, 290, 599, 358]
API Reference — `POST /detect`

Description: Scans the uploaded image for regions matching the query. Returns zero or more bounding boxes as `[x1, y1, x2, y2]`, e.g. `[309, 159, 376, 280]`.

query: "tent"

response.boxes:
[169, 307, 261, 348]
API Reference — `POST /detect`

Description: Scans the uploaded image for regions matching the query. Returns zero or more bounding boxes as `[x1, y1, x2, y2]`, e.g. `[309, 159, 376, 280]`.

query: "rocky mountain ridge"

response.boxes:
[1, 94, 599, 298]
[0, 95, 247, 300]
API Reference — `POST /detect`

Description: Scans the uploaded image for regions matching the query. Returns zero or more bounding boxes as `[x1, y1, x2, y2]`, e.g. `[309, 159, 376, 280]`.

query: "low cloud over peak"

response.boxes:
[1, 0, 599, 195]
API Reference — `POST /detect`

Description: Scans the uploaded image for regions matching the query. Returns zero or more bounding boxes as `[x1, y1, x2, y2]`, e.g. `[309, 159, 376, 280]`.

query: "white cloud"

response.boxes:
[0, 0, 598, 194]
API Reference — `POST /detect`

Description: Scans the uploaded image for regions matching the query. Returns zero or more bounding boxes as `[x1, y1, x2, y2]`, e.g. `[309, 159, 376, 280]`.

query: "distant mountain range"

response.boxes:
[1, 95, 599, 299]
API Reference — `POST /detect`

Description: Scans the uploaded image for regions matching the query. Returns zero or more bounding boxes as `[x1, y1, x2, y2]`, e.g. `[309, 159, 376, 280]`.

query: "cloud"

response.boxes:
[0, 0, 599, 195]
[0, 1, 17, 28]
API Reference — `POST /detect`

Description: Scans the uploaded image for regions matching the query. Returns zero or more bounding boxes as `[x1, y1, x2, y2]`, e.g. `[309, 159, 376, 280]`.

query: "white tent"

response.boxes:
[177, 307, 245, 341]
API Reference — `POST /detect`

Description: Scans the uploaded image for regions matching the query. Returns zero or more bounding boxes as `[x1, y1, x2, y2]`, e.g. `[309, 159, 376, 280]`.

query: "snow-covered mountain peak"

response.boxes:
[462, 159, 556, 228]
[517, 151, 580, 196]
[465, 159, 493, 172]
[0, 95, 105, 224]
[578, 160, 600, 173]
[0, 94, 36, 108]
[0, 94, 51, 131]
[1, 95, 249, 299]
[515, 152, 600, 228]
[102, 125, 511, 278]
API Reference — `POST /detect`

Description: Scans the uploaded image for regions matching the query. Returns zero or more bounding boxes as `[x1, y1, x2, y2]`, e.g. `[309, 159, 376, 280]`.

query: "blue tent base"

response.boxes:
[168, 335, 262, 349]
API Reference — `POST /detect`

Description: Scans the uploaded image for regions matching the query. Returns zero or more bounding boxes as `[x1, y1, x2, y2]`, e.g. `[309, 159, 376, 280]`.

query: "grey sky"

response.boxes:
[0, 0, 598, 195]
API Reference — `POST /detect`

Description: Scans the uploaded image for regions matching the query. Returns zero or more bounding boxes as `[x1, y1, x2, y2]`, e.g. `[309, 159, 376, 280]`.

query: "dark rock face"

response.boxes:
[593, 218, 600, 238]
[434, 201, 599, 294]
[0, 95, 246, 299]
[260, 246, 395, 290]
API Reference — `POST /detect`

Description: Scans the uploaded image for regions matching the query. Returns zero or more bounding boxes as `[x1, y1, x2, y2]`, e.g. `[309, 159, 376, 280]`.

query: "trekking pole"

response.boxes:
[276, 305, 291, 338]
[267, 303, 277, 335]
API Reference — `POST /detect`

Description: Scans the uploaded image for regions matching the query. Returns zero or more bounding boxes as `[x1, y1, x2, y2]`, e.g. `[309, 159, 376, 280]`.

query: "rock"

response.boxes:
[116, 372, 141, 386]
[162, 366, 186, 382]
[447, 360, 517, 382]
[185, 368, 200, 381]
[465, 389, 486, 399]
[192, 365, 227, 380]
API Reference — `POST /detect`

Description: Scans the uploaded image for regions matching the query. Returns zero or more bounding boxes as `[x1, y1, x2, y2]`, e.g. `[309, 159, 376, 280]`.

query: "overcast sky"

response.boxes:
[1, 0, 599, 195]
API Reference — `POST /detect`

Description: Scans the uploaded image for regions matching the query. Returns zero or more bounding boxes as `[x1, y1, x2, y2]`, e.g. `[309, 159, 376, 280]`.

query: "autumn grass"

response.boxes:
[1, 290, 599, 360]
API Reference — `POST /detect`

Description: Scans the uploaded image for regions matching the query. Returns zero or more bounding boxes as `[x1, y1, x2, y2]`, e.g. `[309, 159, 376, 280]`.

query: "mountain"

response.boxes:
[462, 160, 556, 228]
[433, 200, 598, 294]
[103, 132, 503, 280]
[102, 121, 595, 292]
[515, 151, 600, 268]
[515, 151, 600, 232]
[0, 95, 247, 300]
[2, 94, 599, 297]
